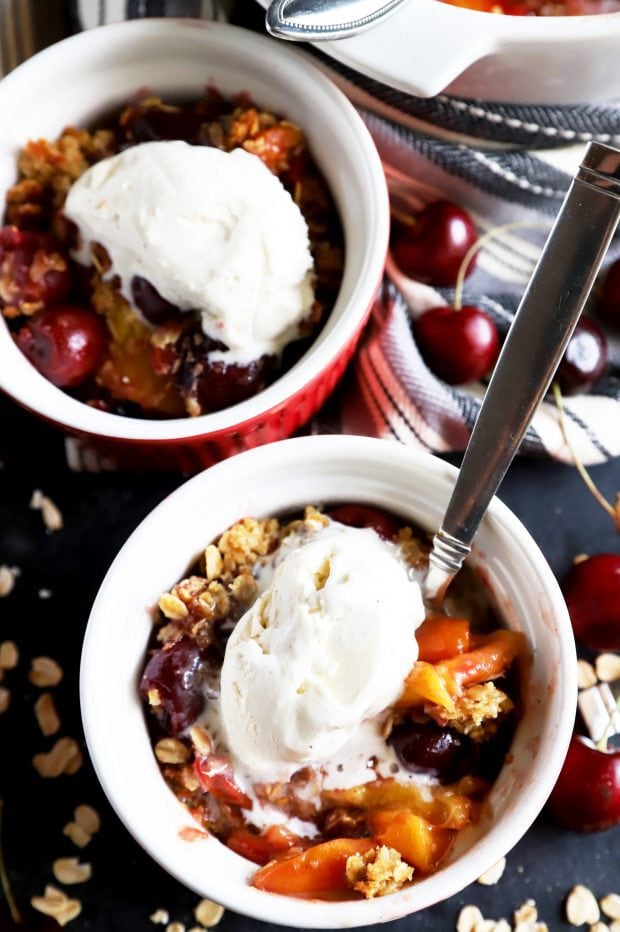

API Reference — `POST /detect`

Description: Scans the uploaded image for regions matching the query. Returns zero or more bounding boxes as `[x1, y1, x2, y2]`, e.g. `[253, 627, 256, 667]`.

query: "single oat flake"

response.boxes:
[194, 898, 225, 927]
[30, 488, 64, 531]
[0, 687, 9, 714]
[33, 737, 82, 778]
[34, 692, 61, 736]
[601, 894, 620, 920]
[31, 885, 81, 926]
[74, 804, 101, 836]
[0, 565, 16, 597]
[477, 857, 506, 886]
[596, 654, 620, 683]
[52, 857, 92, 884]
[29, 656, 64, 687]
[0, 641, 19, 669]
[566, 884, 600, 926]
[150, 909, 170, 924]
[576, 659, 598, 689]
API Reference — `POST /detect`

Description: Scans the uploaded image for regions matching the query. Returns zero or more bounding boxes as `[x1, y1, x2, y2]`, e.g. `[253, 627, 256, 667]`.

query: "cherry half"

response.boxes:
[16, 305, 107, 387]
[413, 305, 500, 384]
[140, 637, 210, 737]
[599, 257, 620, 329]
[557, 317, 608, 395]
[389, 720, 474, 784]
[548, 735, 620, 832]
[391, 200, 478, 287]
[562, 554, 620, 651]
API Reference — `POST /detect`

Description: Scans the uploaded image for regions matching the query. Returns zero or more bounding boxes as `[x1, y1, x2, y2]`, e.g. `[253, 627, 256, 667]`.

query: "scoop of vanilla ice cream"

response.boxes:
[63, 140, 315, 363]
[220, 522, 425, 777]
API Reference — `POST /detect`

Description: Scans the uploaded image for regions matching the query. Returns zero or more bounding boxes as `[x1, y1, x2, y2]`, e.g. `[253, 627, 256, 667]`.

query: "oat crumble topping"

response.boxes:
[345, 845, 413, 898]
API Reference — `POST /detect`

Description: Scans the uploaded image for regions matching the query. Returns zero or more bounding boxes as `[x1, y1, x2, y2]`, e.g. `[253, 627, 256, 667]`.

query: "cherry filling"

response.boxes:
[140, 636, 212, 736]
[389, 721, 474, 784]
[0, 226, 72, 311]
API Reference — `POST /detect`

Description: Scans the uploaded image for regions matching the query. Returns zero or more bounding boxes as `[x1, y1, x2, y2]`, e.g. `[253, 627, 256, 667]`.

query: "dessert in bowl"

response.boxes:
[0, 20, 388, 469]
[81, 435, 577, 927]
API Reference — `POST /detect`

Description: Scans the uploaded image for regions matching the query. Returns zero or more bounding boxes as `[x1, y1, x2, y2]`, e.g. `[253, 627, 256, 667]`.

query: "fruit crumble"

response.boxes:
[139, 504, 525, 900]
[1, 93, 344, 418]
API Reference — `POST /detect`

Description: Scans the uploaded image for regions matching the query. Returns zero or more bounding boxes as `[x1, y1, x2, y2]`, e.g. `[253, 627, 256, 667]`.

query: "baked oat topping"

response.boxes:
[29, 655, 64, 687]
[566, 884, 600, 926]
[194, 898, 225, 927]
[31, 884, 82, 926]
[431, 683, 513, 740]
[34, 692, 61, 735]
[155, 738, 191, 765]
[345, 845, 413, 899]
[52, 857, 92, 884]
[159, 593, 189, 621]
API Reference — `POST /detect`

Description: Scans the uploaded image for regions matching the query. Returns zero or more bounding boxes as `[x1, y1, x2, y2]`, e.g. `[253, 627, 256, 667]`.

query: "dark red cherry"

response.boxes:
[599, 258, 620, 329]
[16, 305, 106, 387]
[327, 504, 401, 540]
[548, 735, 620, 832]
[562, 554, 620, 651]
[174, 325, 276, 414]
[140, 637, 210, 736]
[391, 200, 478, 287]
[389, 721, 473, 784]
[131, 275, 181, 325]
[413, 305, 500, 384]
[557, 317, 607, 394]
[0, 225, 71, 311]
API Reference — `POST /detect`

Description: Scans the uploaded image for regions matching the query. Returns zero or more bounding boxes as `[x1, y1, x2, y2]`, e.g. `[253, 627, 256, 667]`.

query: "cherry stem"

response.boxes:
[596, 693, 620, 752]
[453, 220, 551, 311]
[0, 798, 21, 925]
[552, 383, 619, 526]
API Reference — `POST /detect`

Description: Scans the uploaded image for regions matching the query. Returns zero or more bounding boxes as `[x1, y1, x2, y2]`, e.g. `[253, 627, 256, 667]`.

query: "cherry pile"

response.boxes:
[390, 200, 616, 391]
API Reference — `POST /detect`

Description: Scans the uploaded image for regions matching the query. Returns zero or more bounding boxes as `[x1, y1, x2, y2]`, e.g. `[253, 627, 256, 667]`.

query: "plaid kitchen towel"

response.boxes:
[1, 0, 619, 466]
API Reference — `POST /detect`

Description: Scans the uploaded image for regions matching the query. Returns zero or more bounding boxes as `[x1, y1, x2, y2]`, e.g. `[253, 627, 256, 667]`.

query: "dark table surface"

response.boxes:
[1, 387, 619, 932]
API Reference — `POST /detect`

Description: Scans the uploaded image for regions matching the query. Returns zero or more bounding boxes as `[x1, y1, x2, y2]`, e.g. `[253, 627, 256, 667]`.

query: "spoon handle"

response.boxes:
[426, 141, 620, 602]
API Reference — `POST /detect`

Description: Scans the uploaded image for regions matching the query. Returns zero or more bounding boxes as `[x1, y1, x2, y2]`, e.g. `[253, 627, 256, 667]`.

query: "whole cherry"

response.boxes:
[0, 225, 71, 311]
[562, 554, 620, 651]
[599, 257, 620, 329]
[391, 200, 478, 287]
[557, 317, 608, 395]
[548, 735, 620, 832]
[414, 304, 500, 384]
[16, 305, 107, 387]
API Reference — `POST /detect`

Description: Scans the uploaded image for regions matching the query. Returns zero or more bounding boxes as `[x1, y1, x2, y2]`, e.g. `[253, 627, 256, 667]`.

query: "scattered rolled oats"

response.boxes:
[30, 489, 64, 531]
[566, 885, 600, 926]
[155, 737, 190, 764]
[514, 899, 539, 927]
[194, 898, 225, 927]
[577, 659, 598, 689]
[595, 654, 620, 684]
[29, 656, 64, 687]
[477, 857, 506, 886]
[150, 909, 170, 924]
[34, 692, 60, 735]
[159, 592, 189, 620]
[63, 822, 92, 848]
[31, 885, 81, 926]
[74, 804, 101, 835]
[0, 640, 19, 669]
[33, 737, 82, 777]
[166, 924, 185, 932]
[0, 687, 9, 714]
[601, 895, 620, 920]
[190, 725, 212, 756]
[52, 857, 92, 884]
[0, 565, 16, 596]
[457, 905, 485, 932]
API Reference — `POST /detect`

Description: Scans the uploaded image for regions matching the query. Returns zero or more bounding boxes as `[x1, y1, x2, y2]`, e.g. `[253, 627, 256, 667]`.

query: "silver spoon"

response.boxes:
[425, 140, 620, 609]
[265, 0, 412, 41]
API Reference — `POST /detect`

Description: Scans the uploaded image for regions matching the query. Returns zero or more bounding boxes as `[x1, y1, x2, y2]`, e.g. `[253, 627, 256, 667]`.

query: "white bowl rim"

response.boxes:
[81, 434, 577, 928]
[0, 19, 389, 442]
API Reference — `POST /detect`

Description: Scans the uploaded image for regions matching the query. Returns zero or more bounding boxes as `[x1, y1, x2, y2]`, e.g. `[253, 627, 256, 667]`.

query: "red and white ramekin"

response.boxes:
[0, 19, 389, 470]
[81, 435, 577, 928]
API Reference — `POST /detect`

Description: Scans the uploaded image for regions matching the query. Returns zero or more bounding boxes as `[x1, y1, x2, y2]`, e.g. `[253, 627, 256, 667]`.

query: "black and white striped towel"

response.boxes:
[2, 0, 620, 466]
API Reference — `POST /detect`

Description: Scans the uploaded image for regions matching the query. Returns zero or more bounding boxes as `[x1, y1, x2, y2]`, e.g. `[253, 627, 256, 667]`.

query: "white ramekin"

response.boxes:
[81, 435, 577, 929]
[0, 20, 388, 469]
[253, 0, 620, 104]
